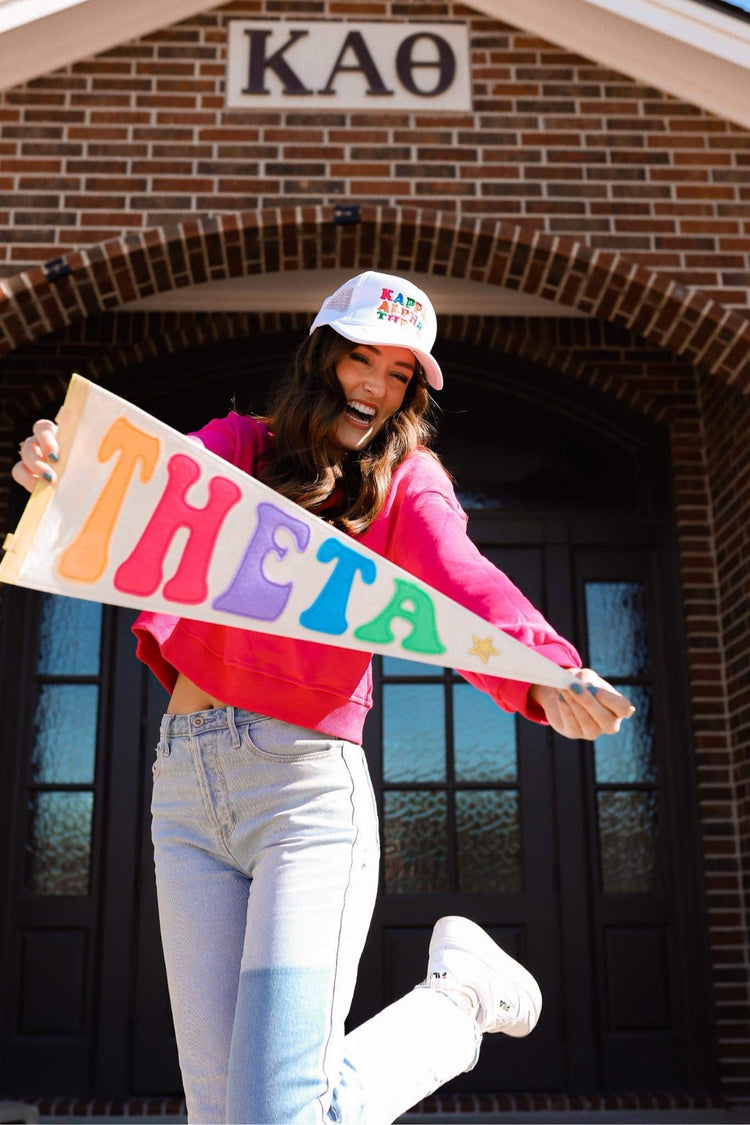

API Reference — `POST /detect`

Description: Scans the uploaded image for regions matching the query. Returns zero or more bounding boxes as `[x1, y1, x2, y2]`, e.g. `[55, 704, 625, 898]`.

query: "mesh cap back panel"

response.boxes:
[322, 285, 355, 315]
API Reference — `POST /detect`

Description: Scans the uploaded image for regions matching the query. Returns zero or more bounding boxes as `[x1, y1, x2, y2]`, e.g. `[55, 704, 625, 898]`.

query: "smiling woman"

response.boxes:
[328, 344, 415, 452]
[10, 270, 634, 1125]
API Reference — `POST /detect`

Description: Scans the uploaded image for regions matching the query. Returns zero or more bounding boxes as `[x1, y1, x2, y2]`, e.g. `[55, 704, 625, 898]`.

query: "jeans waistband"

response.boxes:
[160, 706, 269, 742]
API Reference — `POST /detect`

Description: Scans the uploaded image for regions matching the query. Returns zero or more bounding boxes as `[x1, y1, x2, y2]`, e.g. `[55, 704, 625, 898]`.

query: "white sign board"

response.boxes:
[226, 21, 472, 111]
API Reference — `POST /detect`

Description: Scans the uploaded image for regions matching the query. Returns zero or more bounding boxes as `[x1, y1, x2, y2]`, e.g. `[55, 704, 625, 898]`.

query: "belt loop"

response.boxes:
[227, 705, 241, 749]
[159, 713, 171, 742]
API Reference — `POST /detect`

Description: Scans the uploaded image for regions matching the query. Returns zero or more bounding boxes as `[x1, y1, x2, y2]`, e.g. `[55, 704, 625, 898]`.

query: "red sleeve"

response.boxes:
[189, 413, 273, 475]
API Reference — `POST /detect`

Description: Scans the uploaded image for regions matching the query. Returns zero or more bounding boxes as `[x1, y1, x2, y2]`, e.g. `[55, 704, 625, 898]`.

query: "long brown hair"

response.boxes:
[258, 325, 437, 534]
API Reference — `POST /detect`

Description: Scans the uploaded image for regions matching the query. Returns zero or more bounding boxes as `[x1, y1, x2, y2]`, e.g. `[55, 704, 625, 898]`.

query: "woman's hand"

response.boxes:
[11, 420, 59, 493]
[529, 668, 635, 740]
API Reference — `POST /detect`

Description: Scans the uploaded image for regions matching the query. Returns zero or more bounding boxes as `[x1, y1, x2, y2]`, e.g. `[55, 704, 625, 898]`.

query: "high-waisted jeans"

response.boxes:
[151, 706, 480, 1124]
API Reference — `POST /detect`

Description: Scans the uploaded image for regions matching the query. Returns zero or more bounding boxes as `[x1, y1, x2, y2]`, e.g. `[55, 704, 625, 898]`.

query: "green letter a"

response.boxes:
[354, 578, 446, 655]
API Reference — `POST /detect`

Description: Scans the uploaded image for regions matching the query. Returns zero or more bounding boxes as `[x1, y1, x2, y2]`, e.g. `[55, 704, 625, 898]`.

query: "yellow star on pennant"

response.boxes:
[468, 636, 500, 665]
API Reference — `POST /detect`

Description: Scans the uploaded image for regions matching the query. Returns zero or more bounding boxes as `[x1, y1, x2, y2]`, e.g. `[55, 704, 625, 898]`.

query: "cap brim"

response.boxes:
[320, 320, 444, 390]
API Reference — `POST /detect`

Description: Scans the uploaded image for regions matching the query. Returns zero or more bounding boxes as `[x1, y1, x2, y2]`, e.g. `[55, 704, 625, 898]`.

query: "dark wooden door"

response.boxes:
[349, 514, 714, 1095]
[129, 667, 181, 1095]
[0, 594, 149, 1097]
[0, 520, 714, 1101]
[350, 543, 566, 1091]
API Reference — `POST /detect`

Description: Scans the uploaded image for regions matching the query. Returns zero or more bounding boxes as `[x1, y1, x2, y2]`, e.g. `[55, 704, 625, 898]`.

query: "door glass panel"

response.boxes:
[594, 686, 655, 784]
[24, 593, 102, 897]
[381, 660, 524, 896]
[456, 790, 521, 893]
[597, 791, 661, 894]
[36, 596, 102, 676]
[381, 656, 424, 677]
[454, 685, 517, 782]
[25, 791, 94, 896]
[585, 578, 662, 894]
[31, 684, 99, 784]
[383, 684, 445, 783]
[384, 790, 448, 893]
[585, 582, 650, 677]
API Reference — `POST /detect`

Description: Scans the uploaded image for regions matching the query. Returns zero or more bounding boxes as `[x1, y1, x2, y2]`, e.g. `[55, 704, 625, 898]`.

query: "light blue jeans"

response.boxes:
[151, 707, 480, 1125]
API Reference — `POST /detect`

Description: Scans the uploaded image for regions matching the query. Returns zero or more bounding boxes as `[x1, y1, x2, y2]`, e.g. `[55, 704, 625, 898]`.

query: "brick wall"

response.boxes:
[0, 0, 748, 309]
[699, 373, 750, 1095]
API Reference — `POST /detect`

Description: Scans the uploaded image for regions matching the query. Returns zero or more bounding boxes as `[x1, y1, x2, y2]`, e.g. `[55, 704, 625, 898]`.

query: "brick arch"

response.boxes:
[98, 312, 668, 423]
[0, 205, 748, 391]
[0, 308, 668, 429]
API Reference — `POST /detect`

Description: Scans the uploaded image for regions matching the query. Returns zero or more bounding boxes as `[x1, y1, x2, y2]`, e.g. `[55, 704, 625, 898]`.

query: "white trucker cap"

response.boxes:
[309, 271, 443, 390]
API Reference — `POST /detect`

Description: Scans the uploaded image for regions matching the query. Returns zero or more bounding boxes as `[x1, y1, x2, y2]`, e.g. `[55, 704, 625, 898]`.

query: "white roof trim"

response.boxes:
[0, 0, 95, 36]
[0, 0, 224, 92]
[468, 0, 750, 130]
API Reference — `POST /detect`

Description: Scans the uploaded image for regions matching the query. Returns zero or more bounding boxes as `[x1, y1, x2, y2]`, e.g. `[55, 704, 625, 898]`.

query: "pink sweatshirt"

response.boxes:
[133, 413, 581, 742]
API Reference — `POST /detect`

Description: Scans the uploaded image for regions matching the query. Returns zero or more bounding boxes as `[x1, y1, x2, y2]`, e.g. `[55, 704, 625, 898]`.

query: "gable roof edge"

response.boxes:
[0, 0, 748, 131]
[465, 0, 750, 130]
[0, 0, 224, 92]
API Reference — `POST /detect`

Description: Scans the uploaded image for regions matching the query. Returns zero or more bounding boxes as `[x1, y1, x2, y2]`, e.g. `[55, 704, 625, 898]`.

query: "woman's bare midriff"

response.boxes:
[167, 671, 230, 715]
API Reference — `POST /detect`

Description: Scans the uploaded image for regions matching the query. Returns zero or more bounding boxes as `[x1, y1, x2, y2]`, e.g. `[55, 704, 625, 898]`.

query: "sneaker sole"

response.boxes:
[429, 916, 542, 1036]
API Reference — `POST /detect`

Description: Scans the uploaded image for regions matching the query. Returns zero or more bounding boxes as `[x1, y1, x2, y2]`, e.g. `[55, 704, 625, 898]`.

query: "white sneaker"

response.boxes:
[427, 916, 542, 1038]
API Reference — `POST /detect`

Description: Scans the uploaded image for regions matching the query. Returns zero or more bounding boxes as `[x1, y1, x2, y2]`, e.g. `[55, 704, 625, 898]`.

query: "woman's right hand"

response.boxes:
[11, 420, 59, 493]
[529, 668, 635, 741]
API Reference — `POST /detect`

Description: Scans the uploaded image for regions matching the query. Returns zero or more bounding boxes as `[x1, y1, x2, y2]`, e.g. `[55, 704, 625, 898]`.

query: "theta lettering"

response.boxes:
[57, 416, 161, 584]
[114, 454, 241, 603]
[299, 538, 377, 635]
[395, 33, 456, 97]
[354, 577, 446, 654]
[213, 501, 311, 621]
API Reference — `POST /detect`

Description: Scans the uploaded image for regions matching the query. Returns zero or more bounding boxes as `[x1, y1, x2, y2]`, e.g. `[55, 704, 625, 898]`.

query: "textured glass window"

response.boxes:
[594, 686, 655, 784]
[26, 792, 94, 896]
[456, 790, 521, 893]
[598, 791, 660, 893]
[585, 582, 650, 677]
[36, 596, 102, 676]
[585, 578, 662, 894]
[25, 594, 101, 897]
[454, 685, 517, 782]
[380, 659, 523, 897]
[383, 684, 445, 783]
[384, 790, 448, 893]
[31, 685, 99, 785]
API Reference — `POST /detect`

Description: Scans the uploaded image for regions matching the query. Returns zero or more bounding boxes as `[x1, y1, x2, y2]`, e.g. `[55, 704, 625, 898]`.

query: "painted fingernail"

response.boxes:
[558, 692, 565, 702]
[571, 682, 583, 695]
[48, 452, 58, 463]
[588, 685, 598, 695]
[42, 471, 53, 482]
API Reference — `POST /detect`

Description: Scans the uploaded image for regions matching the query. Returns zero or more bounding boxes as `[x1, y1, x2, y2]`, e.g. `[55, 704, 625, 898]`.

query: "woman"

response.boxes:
[13, 271, 633, 1124]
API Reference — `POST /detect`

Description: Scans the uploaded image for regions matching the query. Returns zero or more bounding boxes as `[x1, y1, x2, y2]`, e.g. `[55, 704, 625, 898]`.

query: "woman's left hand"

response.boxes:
[529, 669, 635, 740]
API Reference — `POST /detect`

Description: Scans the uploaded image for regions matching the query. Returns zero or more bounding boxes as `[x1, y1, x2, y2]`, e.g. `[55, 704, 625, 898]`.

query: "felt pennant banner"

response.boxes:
[0, 375, 575, 689]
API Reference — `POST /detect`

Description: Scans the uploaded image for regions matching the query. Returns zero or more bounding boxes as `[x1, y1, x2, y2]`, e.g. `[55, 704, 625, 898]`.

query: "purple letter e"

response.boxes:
[212, 501, 310, 620]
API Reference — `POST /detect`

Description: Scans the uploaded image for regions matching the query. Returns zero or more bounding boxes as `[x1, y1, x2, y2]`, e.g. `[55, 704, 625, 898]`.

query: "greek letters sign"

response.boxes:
[0, 376, 573, 689]
[226, 21, 472, 111]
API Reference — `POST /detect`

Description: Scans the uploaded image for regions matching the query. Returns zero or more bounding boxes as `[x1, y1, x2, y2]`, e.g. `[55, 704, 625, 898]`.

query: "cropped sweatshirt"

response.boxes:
[133, 412, 582, 743]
